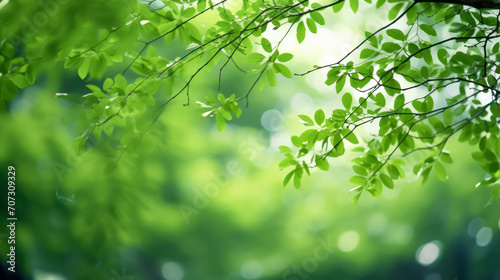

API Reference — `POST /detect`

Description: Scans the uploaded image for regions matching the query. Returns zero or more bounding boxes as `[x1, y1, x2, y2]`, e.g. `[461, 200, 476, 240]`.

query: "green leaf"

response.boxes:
[380, 173, 394, 189]
[394, 94, 405, 109]
[297, 21, 306, 43]
[24, 65, 38, 85]
[310, 11, 325, 25]
[351, 191, 362, 204]
[484, 149, 497, 162]
[275, 63, 292, 78]
[10, 74, 29, 89]
[248, 53, 266, 64]
[332, 0, 345, 12]
[350, 0, 359, 13]
[299, 115, 314, 126]
[291, 136, 302, 147]
[387, 164, 399, 179]
[266, 68, 277, 87]
[306, 18, 317, 34]
[0, 78, 18, 101]
[293, 167, 303, 189]
[217, 93, 226, 104]
[93, 126, 102, 141]
[278, 53, 293, 62]
[386, 29, 406, 40]
[114, 74, 127, 90]
[215, 113, 226, 132]
[440, 152, 453, 164]
[316, 157, 330, 171]
[336, 73, 347, 93]
[349, 175, 366, 185]
[182, 7, 196, 18]
[382, 42, 400, 53]
[421, 165, 432, 184]
[487, 184, 500, 205]
[384, 78, 401, 96]
[453, 105, 466, 116]
[437, 49, 449, 65]
[279, 158, 297, 169]
[342, 129, 359, 144]
[102, 78, 113, 91]
[103, 122, 113, 136]
[283, 170, 294, 187]
[197, 0, 207, 12]
[428, 117, 444, 131]
[420, 24, 437, 36]
[388, 3, 403, 20]
[231, 103, 242, 118]
[434, 161, 447, 181]
[74, 135, 86, 156]
[342, 92, 353, 109]
[299, 129, 318, 142]
[146, 45, 158, 58]
[78, 59, 90, 80]
[375, 92, 386, 107]
[443, 108, 453, 125]
[302, 161, 310, 176]
[360, 48, 376, 59]
[353, 165, 368, 176]
[219, 108, 232, 120]
[279, 145, 293, 153]
[2, 43, 15, 58]
[314, 109, 325, 125]
[326, 67, 342, 85]
[422, 95, 434, 111]
[261, 38, 272, 53]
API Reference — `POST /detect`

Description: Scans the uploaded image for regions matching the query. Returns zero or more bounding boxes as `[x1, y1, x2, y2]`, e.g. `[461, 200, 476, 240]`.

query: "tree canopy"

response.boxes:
[2, 1, 500, 279]
[1, 0, 500, 203]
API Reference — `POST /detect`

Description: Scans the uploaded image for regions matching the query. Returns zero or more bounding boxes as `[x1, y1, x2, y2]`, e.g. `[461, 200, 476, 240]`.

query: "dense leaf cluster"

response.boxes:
[1, 0, 499, 202]
[281, 1, 500, 203]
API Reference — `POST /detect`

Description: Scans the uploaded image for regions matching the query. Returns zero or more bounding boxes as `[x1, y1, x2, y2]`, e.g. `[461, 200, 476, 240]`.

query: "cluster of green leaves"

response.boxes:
[2, 0, 354, 162]
[196, 93, 243, 132]
[280, 1, 500, 203]
[0, 0, 132, 104]
[3, 0, 500, 202]
[58, 0, 329, 157]
[0, 41, 39, 109]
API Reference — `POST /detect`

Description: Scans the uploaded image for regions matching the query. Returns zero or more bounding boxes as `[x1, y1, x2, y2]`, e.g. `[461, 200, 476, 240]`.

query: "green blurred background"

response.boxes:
[1, 1, 500, 279]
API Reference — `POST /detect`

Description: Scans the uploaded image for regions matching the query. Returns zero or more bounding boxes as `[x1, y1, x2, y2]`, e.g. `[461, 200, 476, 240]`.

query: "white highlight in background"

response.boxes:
[240, 260, 263, 279]
[161, 262, 184, 280]
[476, 227, 493, 247]
[416, 241, 442, 266]
[338, 231, 360, 252]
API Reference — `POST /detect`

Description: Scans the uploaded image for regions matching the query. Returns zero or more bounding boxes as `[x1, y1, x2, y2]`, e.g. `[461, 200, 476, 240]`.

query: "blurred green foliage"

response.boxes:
[1, 0, 500, 280]
[1, 91, 500, 279]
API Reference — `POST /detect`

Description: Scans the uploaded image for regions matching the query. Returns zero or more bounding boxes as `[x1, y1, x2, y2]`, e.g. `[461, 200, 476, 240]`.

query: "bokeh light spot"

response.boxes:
[476, 227, 493, 247]
[338, 231, 360, 252]
[467, 217, 485, 237]
[367, 214, 387, 236]
[34, 271, 66, 280]
[261, 109, 283, 132]
[416, 241, 441, 266]
[240, 260, 263, 279]
[394, 225, 414, 245]
[161, 262, 184, 280]
[0, 0, 9, 10]
[291, 93, 314, 111]
[425, 273, 442, 280]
